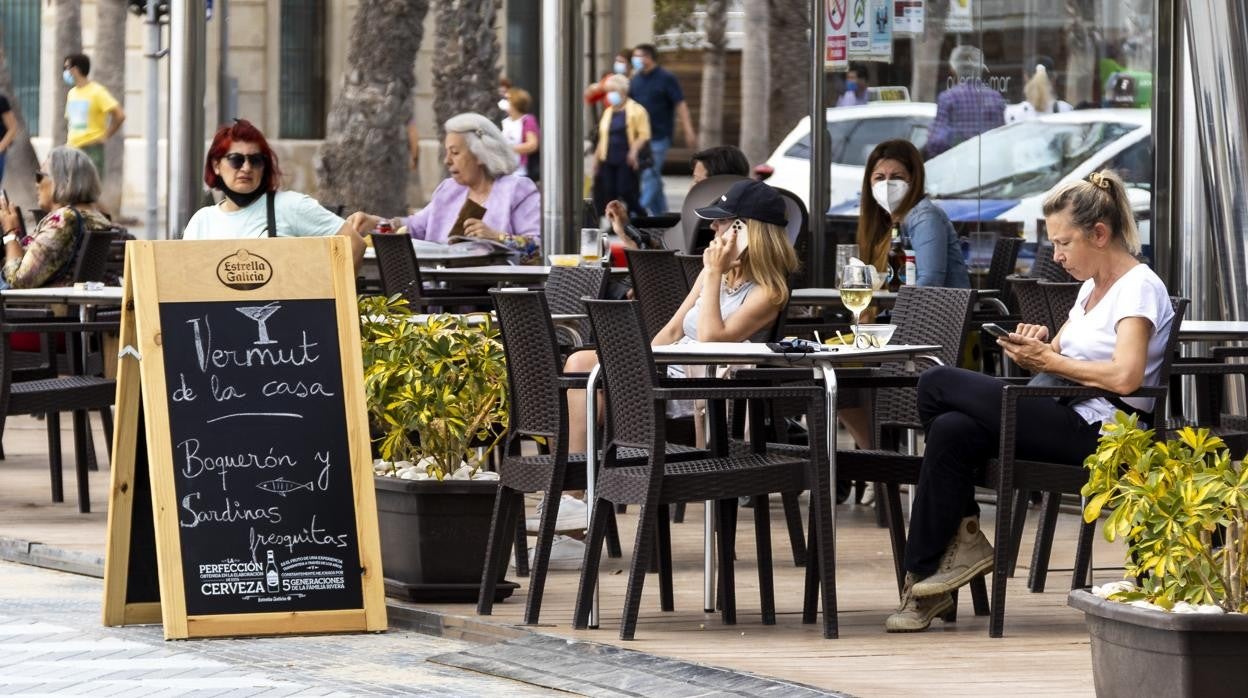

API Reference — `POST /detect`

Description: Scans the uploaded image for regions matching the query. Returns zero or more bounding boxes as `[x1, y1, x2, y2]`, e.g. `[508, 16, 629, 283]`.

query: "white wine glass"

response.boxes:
[840, 264, 874, 349]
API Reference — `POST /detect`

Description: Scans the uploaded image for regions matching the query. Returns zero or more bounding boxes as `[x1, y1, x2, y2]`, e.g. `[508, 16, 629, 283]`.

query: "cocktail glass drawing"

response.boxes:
[237, 302, 281, 345]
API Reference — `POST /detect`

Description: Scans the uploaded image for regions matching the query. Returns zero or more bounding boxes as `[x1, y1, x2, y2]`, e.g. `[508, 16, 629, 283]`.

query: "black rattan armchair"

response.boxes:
[371, 233, 492, 310]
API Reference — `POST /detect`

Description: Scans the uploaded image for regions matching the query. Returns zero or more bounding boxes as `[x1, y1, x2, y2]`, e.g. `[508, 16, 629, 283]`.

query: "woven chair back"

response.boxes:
[372, 233, 424, 305]
[491, 289, 565, 439]
[625, 248, 688, 340]
[875, 286, 976, 433]
[545, 265, 607, 343]
[585, 299, 660, 449]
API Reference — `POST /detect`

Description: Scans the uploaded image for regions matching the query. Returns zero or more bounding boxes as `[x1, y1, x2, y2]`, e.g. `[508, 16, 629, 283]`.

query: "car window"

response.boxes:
[838, 117, 924, 166]
[925, 120, 1139, 199]
[1102, 139, 1152, 191]
[782, 119, 874, 163]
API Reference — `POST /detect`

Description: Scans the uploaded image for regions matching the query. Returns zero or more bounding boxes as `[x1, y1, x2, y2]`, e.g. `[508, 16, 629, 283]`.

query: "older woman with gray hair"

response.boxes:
[357, 112, 540, 264]
[0, 146, 111, 288]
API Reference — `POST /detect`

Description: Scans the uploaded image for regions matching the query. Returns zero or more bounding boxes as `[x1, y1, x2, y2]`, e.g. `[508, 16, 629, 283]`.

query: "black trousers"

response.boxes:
[593, 160, 643, 221]
[903, 367, 1102, 576]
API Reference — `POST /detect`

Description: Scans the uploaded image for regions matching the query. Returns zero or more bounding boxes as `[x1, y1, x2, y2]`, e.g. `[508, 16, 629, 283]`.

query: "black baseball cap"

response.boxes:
[693, 179, 787, 227]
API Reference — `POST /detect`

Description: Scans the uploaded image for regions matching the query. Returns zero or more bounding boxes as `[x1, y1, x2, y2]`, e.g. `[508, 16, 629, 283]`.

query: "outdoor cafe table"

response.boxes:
[1177, 320, 1248, 342]
[419, 264, 629, 286]
[790, 287, 1009, 315]
[363, 241, 504, 266]
[582, 340, 943, 633]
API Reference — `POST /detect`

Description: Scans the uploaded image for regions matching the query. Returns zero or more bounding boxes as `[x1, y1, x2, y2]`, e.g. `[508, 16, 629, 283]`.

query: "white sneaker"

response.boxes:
[526, 494, 588, 533]
[510, 534, 585, 571]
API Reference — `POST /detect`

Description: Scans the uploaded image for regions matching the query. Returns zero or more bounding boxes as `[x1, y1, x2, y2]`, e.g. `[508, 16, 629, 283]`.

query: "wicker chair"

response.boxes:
[0, 308, 118, 513]
[543, 265, 607, 348]
[1030, 244, 1076, 282]
[479, 290, 707, 624]
[988, 297, 1190, 637]
[982, 237, 1023, 309]
[371, 233, 491, 309]
[1039, 280, 1081, 334]
[624, 249, 689, 340]
[675, 253, 703, 289]
[573, 299, 838, 640]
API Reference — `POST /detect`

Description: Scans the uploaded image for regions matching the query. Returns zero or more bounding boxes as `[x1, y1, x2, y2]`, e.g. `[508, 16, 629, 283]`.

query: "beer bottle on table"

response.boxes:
[887, 225, 905, 292]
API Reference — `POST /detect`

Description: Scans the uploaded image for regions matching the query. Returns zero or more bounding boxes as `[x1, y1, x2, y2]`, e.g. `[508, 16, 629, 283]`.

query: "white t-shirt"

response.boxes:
[182, 191, 344, 240]
[499, 116, 526, 176]
[1057, 264, 1174, 425]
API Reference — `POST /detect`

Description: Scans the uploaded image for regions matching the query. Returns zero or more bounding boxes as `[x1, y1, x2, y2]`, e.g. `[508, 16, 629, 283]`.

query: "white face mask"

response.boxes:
[871, 179, 910, 214]
[498, 98, 511, 113]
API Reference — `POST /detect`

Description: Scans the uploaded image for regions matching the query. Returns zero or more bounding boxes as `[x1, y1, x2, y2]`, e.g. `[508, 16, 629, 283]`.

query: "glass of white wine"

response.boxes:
[840, 264, 874, 349]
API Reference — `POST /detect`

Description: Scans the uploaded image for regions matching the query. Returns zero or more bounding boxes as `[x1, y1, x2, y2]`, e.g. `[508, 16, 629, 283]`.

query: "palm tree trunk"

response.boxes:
[316, 0, 431, 217]
[94, 0, 127, 215]
[432, 0, 503, 142]
[52, 0, 83, 147]
[697, 0, 727, 150]
[738, 0, 770, 166]
[0, 20, 39, 209]
[767, 0, 808, 152]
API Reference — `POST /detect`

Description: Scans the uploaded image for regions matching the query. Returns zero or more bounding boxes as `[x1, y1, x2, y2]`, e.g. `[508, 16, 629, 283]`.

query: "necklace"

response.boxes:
[722, 274, 747, 295]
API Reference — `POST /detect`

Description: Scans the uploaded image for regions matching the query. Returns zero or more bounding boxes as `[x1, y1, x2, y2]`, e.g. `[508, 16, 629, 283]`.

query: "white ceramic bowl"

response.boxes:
[852, 323, 897, 348]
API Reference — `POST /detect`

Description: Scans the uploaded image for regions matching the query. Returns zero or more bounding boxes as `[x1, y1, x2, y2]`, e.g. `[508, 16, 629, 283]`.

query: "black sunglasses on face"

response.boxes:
[34, 170, 47, 184]
[222, 152, 266, 170]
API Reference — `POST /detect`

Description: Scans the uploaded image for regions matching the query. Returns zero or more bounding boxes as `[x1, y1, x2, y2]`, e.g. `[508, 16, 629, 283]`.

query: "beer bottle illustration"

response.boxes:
[265, 550, 281, 593]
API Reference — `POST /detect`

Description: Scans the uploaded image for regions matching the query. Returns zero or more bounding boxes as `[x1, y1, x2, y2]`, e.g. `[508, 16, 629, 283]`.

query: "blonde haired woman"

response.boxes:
[543, 182, 799, 564]
[1004, 64, 1072, 123]
[887, 170, 1172, 633]
[593, 73, 650, 222]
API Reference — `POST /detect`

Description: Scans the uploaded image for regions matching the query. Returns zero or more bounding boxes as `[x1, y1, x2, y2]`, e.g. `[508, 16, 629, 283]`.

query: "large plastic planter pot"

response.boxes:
[374, 476, 517, 603]
[1068, 588, 1248, 698]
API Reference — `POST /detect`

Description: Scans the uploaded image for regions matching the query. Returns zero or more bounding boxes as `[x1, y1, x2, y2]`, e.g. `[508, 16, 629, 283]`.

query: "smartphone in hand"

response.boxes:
[0, 188, 9, 210]
[982, 323, 1012, 339]
[732, 219, 748, 255]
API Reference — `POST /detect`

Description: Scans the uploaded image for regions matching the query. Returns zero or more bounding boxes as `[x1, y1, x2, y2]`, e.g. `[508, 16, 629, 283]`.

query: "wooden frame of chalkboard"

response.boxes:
[102, 237, 386, 639]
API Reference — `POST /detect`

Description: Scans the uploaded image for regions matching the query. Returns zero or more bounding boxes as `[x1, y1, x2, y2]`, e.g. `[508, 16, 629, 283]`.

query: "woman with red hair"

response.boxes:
[182, 119, 364, 267]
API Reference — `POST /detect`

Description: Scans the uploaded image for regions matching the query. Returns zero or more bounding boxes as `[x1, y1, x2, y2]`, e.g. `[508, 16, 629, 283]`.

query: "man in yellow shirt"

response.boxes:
[63, 53, 124, 177]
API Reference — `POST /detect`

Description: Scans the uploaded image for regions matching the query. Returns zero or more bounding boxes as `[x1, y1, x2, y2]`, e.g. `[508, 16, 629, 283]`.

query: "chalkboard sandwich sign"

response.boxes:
[103, 237, 386, 639]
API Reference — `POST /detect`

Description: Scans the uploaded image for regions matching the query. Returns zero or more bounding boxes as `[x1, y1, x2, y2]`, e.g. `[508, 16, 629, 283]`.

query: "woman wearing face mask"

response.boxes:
[857, 139, 969, 289]
[592, 74, 650, 225]
[498, 87, 540, 179]
[584, 49, 633, 107]
[182, 119, 366, 269]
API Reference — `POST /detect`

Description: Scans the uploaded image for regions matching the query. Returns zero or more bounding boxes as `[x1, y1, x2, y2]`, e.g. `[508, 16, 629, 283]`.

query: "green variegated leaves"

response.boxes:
[359, 295, 508, 481]
[1081, 411, 1247, 611]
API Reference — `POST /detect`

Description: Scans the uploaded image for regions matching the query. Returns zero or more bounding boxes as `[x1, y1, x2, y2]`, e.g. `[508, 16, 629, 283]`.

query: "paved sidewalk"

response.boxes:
[0, 561, 548, 696]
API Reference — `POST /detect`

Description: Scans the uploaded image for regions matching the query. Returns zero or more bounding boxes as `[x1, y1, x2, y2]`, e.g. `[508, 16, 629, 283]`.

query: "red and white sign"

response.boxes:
[826, 0, 849, 71]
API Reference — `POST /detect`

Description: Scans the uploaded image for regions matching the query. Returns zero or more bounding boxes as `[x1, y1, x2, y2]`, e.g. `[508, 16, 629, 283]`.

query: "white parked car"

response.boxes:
[922, 108, 1152, 242]
[762, 102, 936, 212]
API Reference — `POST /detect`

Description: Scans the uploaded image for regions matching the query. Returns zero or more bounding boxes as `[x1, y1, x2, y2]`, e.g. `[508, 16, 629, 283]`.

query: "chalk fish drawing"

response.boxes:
[256, 478, 314, 497]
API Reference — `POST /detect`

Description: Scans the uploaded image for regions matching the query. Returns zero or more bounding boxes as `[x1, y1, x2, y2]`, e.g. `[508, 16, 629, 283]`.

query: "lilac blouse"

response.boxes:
[400, 174, 541, 264]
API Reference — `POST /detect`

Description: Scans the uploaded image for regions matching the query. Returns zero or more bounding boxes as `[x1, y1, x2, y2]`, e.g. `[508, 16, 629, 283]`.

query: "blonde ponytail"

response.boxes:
[1041, 169, 1140, 255]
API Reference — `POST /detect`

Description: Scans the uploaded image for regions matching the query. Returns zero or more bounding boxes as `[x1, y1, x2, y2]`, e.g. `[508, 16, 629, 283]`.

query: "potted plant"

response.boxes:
[1068, 412, 1248, 698]
[360, 295, 516, 602]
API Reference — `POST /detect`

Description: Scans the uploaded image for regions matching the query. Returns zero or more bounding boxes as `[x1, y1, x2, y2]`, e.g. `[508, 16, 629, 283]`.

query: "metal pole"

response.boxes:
[540, 0, 581, 256]
[168, 0, 208, 239]
[218, 0, 231, 125]
[809, 0, 828, 286]
[144, 2, 165, 240]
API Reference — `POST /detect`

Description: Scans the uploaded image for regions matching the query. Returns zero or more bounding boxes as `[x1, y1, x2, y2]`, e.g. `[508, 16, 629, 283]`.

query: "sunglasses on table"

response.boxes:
[221, 152, 267, 169]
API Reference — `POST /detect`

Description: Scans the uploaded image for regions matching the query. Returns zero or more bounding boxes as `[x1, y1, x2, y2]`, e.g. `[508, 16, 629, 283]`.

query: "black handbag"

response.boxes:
[636, 141, 655, 171]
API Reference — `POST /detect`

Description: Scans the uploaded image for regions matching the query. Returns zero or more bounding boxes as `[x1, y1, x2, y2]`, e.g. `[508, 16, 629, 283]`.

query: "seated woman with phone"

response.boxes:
[0, 146, 113, 289]
[885, 170, 1174, 633]
[352, 112, 541, 265]
[535, 180, 798, 562]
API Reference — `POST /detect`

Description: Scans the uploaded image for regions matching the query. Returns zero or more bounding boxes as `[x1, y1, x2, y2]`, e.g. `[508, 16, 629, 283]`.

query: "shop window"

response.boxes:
[279, 0, 327, 139]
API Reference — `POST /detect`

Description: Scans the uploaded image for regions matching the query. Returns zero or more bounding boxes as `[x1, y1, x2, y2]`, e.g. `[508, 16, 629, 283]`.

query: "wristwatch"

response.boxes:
[2, 233, 17, 245]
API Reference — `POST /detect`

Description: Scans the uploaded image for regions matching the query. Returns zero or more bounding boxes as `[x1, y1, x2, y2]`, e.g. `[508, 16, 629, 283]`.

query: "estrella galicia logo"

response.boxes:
[216, 249, 273, 291]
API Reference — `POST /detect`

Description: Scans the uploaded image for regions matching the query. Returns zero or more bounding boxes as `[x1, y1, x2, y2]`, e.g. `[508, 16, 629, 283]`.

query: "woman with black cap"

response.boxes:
[567, 179, 798, 451]
[521, 180, 799, 569]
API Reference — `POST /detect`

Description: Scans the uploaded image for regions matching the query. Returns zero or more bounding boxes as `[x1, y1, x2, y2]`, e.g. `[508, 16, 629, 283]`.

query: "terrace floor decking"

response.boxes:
[0, 414, 1116, 696]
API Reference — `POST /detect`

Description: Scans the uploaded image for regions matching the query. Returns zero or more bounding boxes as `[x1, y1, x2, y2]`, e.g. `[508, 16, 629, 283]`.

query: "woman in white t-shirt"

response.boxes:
[181, 119, 365, 269]
[886, 170, 1174, 633]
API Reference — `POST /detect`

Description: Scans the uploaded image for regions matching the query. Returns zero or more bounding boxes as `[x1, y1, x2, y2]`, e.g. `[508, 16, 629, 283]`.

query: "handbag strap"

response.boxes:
[265, 191, 276, 238]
